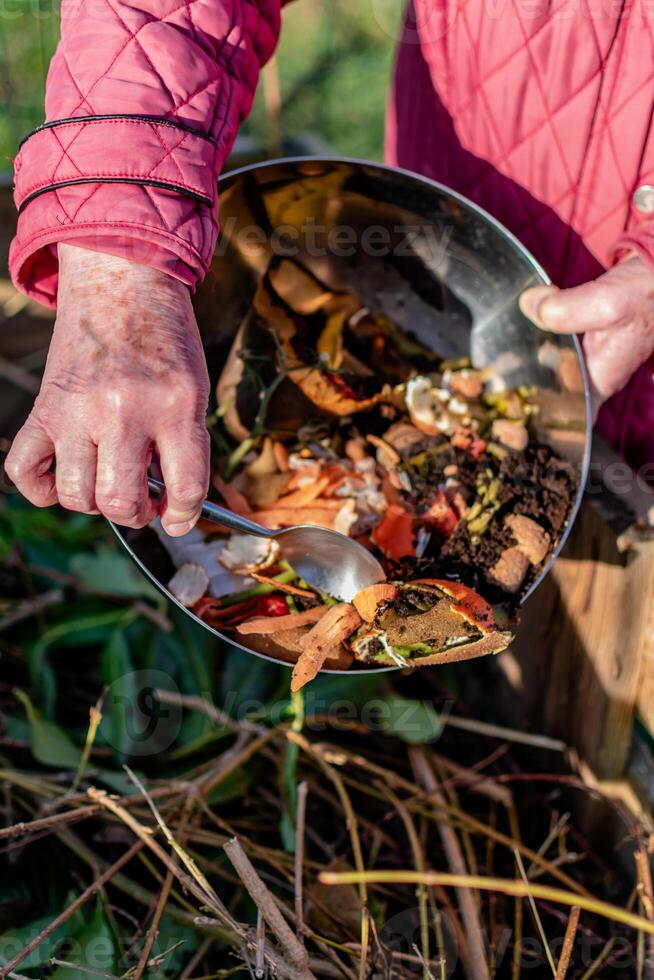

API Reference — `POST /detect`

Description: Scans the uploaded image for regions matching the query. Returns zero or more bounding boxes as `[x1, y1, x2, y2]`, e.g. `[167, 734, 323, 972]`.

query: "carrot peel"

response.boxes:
[291, 603, 362, 691]
[237, 606, 327, 636]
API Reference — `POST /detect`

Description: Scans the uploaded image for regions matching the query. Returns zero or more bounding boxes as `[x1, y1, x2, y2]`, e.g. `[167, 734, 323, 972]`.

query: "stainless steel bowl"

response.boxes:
[111, 157, 592, 672]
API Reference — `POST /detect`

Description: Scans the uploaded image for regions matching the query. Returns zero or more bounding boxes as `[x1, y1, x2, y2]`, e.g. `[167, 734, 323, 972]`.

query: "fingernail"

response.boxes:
[166, 521, 191, 536]
[519, 290, 539, 324]
[519, 286, 557, 327]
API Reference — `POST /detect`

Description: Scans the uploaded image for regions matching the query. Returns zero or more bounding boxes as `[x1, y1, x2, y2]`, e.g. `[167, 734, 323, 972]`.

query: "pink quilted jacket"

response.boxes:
[9, 0, 654, 467]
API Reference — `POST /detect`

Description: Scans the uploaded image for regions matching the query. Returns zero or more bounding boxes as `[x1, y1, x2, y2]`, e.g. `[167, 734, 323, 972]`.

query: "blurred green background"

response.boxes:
[0, 0, 403, 171]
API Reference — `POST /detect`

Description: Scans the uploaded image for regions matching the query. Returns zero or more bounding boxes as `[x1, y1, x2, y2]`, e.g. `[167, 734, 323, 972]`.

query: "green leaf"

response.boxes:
[153, 625, 212, 747]
[0, 503, 102, 574]
[0, 502, 99, 548]
[14, 689, 82, 769]
[26, 609, 134, 719]
[280, 688, 304, 853]
[219, 645, 283, 708]
[279, 811, 296, 853]
[71, 548, 160, 602]
[378, 697, 442, 744]
[100, 628, 136, 761]
[4, 713, 30, 741]
[0, 524, 12, 559]
[42, 610, 135, 647]
[49, 903, 116, 980]
[304, 672, 384, 714]
[24, 635, 58, 720]
[280, 729, 302, 854]
[0, 914, 70, 970]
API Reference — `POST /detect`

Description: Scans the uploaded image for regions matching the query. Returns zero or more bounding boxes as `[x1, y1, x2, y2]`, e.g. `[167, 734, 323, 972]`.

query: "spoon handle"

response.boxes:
[147, 477, 274, 538]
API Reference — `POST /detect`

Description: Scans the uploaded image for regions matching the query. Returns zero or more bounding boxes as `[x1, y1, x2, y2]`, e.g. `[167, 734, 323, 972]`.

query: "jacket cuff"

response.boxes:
[610, 220, 654, 270]
[10, 116, 219, 307]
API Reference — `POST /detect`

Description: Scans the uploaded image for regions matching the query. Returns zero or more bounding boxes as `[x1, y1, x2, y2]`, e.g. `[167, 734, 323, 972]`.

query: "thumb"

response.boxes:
[519, 285, 559, 328]
[519, 281, 621, 334]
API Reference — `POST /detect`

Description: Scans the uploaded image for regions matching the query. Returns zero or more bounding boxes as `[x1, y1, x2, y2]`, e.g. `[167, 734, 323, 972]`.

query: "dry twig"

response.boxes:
[286, 731, 371, 980]
[554, 906, 580, 979]
[410, 746, 490, 980]
[132, 791, 198, 979]
[223, 836, 316, 980]
[0, 589, 63, 632]
[514, 848, 556, 975]
[382, 781, 434, 980]
[86, 785, 232, 925]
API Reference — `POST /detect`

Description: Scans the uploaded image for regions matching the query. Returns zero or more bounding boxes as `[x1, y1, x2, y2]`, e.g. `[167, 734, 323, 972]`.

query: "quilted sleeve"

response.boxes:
[9, 0, 283, 308]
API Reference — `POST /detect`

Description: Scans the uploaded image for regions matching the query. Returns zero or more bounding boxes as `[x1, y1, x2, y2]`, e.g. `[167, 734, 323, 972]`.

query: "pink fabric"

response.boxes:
[10, 0, 282, 307]
[9, 0, 654, 468]
[386, 0, 654, 473]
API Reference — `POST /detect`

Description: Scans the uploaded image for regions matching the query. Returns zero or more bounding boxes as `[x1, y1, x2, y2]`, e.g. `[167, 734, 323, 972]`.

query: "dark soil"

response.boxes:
[390, 441, 576, 605]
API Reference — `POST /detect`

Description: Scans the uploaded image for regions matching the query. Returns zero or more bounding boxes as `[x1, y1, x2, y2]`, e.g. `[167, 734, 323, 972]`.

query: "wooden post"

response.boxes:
[637, 598, 654, 737]
[496, 500, 654, 781]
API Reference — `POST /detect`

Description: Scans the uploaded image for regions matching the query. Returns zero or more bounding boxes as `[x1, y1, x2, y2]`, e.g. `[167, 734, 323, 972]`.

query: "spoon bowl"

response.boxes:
[274, 525, 386, 602]
[148, 477, 385, 603]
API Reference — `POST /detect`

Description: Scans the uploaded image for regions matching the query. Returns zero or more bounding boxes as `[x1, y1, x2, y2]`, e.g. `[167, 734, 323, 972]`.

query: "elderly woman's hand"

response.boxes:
[519, 255, 654, 402]
[5, 244, 210, 536]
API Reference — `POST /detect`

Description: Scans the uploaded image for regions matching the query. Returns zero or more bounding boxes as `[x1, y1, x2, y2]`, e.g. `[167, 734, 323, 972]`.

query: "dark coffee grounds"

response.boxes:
[386, 441, 575, 605]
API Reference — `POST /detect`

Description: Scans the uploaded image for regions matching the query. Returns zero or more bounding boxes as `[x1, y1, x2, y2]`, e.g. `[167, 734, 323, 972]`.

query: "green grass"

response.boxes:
[0, 0, 401, 169]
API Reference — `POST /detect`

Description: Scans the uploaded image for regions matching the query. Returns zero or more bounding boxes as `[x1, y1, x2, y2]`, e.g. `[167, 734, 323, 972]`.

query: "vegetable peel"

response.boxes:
[291, 603, 362, 690]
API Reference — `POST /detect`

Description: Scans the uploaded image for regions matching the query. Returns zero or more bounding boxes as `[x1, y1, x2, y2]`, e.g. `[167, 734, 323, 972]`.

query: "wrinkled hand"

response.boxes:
[519, 254, 654, 401]
[5, 244, 210, 536]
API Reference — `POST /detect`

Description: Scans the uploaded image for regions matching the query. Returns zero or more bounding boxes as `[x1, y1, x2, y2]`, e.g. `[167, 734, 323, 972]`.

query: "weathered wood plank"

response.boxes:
[498, 501, 654, 780]
[637, 605, 654, 735]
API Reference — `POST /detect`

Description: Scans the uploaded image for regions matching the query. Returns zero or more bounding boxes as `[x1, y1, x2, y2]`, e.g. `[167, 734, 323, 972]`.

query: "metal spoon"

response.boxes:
[148, 477, 386, 602]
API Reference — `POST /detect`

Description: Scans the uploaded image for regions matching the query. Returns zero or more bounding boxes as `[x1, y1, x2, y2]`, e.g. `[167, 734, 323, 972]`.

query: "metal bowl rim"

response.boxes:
[109, 154, 592, 673]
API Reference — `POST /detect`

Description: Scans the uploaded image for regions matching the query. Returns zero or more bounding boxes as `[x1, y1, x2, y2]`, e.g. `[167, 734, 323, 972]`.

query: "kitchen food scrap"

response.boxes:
[161, 258, 575, 688]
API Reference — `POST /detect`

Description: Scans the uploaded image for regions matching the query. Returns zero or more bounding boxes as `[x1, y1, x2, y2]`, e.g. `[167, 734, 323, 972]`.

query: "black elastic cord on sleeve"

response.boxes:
[17, 176, 213, 214]
[19, 113, 215, 149]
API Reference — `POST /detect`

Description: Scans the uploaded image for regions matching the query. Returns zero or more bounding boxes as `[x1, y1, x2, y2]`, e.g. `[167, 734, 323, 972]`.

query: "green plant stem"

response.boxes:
[281, 689, 305, 852]
[219, 570, 297, 607]
[319, 870, 654, 937]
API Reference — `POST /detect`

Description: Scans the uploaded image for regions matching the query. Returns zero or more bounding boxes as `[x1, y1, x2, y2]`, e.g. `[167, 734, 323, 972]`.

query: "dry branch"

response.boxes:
[86, 786, 233, 925]
[555, 906, 580, 979]
[132, 793, 198, 979]
[410, 746, 490, 980]
[382, 782, 434, 980]
[0, 589, 63, 632]
[514, 848, 556, 975]
[223, 836, 316, 980]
